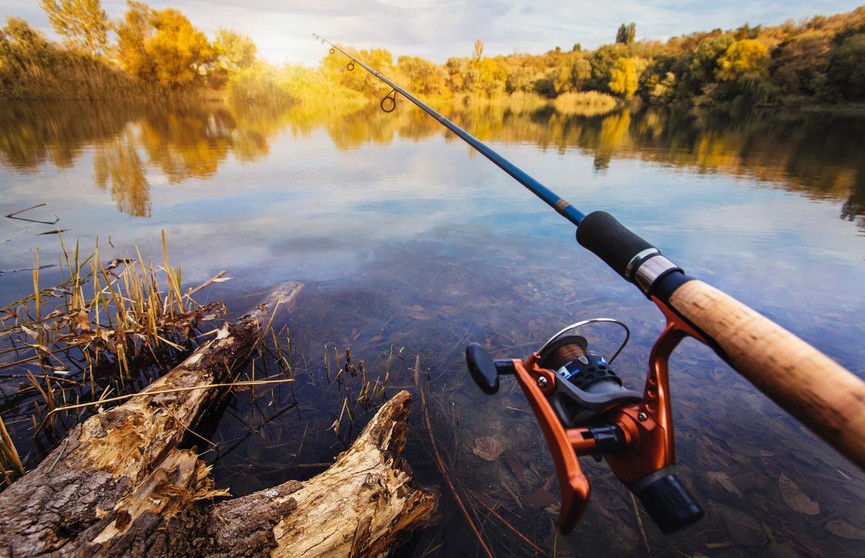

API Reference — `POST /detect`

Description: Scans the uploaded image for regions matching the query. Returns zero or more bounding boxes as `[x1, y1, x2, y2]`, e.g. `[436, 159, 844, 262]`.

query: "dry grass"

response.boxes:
[0, 234, 227, 486]
[552, 91, 620, 116]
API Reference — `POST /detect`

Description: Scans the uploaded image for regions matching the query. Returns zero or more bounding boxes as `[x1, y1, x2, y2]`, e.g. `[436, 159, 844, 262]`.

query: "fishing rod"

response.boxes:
[315, 35, 865, 534]
[314, 34, 584, 226]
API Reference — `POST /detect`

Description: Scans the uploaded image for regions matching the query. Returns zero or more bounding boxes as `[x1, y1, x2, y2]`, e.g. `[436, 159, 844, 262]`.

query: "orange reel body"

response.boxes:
[468, 312, 704, 534]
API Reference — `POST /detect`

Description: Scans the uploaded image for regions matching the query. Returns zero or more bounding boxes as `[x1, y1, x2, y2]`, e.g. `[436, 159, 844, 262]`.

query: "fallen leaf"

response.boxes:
[715, 502, 767, 546]
[76, 309, 91, 332]
[707, 471, 743, 496]
[725, 438, 775, 458]
[523, 475, 556, 509]
[826, 520, 865, 540]
[778, 474, 820, 515]
[472, 436, 503, 461]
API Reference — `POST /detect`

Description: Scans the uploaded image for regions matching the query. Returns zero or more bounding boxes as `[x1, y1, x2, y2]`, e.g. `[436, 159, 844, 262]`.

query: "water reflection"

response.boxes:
[1, 101, 282, 217]
[2, 100, 864, 229]
[2, 99, 864, 556]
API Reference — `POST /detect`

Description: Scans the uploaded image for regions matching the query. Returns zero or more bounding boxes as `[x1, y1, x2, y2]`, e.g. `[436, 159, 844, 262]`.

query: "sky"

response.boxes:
[2, 1, 863, 67]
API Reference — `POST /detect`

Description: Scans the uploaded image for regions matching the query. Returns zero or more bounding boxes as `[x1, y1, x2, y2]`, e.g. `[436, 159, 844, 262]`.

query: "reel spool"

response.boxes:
[535, 322, 641, 428]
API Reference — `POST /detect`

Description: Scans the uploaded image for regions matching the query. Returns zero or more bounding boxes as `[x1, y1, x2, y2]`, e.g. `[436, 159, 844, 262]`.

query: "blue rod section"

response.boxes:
[315, 35, 586, 227]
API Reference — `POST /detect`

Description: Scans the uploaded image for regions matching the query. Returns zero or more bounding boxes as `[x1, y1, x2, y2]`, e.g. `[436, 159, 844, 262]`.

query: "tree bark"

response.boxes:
[0, 282, 437, 557]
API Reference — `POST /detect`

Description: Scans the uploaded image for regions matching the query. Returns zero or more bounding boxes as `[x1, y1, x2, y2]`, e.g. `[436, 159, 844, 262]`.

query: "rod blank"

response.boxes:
[314, 34, 586, 227]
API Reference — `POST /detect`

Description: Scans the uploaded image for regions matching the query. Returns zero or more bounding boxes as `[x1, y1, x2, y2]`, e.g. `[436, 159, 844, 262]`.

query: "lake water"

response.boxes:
[1, 99, 864, 556]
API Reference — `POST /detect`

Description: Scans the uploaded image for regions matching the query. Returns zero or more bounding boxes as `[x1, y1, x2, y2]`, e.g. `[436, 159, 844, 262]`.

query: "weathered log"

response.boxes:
[0, 282, 437, 557]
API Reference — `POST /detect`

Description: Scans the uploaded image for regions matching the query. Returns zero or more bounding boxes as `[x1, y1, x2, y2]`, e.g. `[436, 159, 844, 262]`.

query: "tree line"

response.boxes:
[0, 0, 258, 99]
[365, 6, 865, 106]
[2, 1, 864, 106]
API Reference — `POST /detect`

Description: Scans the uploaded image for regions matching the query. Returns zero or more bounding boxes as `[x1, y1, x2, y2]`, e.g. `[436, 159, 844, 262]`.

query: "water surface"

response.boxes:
[1, 100, 864, 556]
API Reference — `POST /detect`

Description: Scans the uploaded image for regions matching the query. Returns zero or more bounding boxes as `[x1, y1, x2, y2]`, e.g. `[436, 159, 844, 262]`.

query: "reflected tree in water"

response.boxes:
[2, 99, 865, 230]
[94, 127, 150, 217]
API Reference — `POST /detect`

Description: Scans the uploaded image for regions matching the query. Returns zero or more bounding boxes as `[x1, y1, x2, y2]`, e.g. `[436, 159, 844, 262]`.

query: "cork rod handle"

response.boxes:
[669, 279, 865, 469]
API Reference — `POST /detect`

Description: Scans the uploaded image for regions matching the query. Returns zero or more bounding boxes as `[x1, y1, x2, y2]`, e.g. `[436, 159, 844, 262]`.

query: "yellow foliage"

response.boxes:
[716, 39, 769, 82]
[116, 2, 213, 89]
[39, 0, 109, 56]
[608, 58, 641, 99]
[552, 91, 619, 116]
[319, 47, 395, 97]
[213, 28, 256, 72]
[147, 9, 213, 88]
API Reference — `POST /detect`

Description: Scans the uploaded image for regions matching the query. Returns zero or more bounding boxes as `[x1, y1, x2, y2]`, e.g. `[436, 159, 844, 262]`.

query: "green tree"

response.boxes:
[679, 33, 733, 95]
[588, 44, 625, 92]
[39, 0, 108, 56]
[213, 28, 256, 72]
[616, 22, 636, 46]
[647, 71, 677, 103]
[827, 32, 865, 100]
[571, 56, 592, 90]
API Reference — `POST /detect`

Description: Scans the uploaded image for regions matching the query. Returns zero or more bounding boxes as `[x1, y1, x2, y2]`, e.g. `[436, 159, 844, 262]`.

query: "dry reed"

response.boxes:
[0, 234, 226, 486]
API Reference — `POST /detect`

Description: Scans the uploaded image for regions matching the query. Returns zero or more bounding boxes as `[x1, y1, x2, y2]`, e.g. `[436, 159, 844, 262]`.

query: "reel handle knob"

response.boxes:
[465, 343, 505, 394]
[632, 470, 703, 534]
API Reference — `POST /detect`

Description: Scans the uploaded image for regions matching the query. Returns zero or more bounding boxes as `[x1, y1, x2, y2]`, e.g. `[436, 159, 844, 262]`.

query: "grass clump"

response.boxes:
[0, 233, 226, 487]
[552, 91, 620, 116]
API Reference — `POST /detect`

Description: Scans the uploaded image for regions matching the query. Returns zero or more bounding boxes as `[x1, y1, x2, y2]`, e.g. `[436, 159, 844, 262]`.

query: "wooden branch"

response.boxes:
[270, 390, 437, 557]
[0, 282, 437, 557]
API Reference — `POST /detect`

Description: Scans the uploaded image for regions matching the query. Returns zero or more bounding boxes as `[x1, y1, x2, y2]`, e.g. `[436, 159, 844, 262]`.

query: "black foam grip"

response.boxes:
[576, 211, 656, 279]
[634, 473, 703, 534]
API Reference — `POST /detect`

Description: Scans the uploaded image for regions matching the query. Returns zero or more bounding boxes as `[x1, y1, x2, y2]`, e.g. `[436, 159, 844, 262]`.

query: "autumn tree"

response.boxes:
[116, 1, 156, 83]
[397, 55, 446, 95]
[147, 9, 213, 88]
[213, 28, 257, 73]
[116, 1, 214, 89]
[546, 53, 591, 95]
[477, 56, 508, 96]
[0, 18, 60, 97]
[771, 31, 832, 97]
[321, 47, 395, 96]
[39, 0, 109, 56]
[444, 57, 472, 92]
[608, 57, 641, 98]
[716, 39, 770, 82]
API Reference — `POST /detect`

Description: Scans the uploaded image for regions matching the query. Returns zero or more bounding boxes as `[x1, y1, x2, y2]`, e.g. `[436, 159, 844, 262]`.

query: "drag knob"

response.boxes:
[466, 343, 500, 394]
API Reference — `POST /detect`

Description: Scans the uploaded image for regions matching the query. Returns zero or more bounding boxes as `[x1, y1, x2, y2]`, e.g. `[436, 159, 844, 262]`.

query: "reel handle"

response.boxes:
[631, 469, 703, 534]
[465, 343, 515, 394]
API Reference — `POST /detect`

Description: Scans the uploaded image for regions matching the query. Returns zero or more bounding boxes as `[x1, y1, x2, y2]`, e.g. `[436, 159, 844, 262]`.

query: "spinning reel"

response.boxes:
[466, 319, 703, 534]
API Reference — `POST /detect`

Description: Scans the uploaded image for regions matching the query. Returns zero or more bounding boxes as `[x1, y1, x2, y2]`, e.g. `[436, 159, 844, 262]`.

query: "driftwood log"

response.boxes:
[0, 282, 437, 557]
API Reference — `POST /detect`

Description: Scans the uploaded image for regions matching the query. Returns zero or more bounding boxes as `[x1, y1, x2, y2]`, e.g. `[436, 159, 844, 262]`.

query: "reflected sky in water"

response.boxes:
[1, 100, 864, 556]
